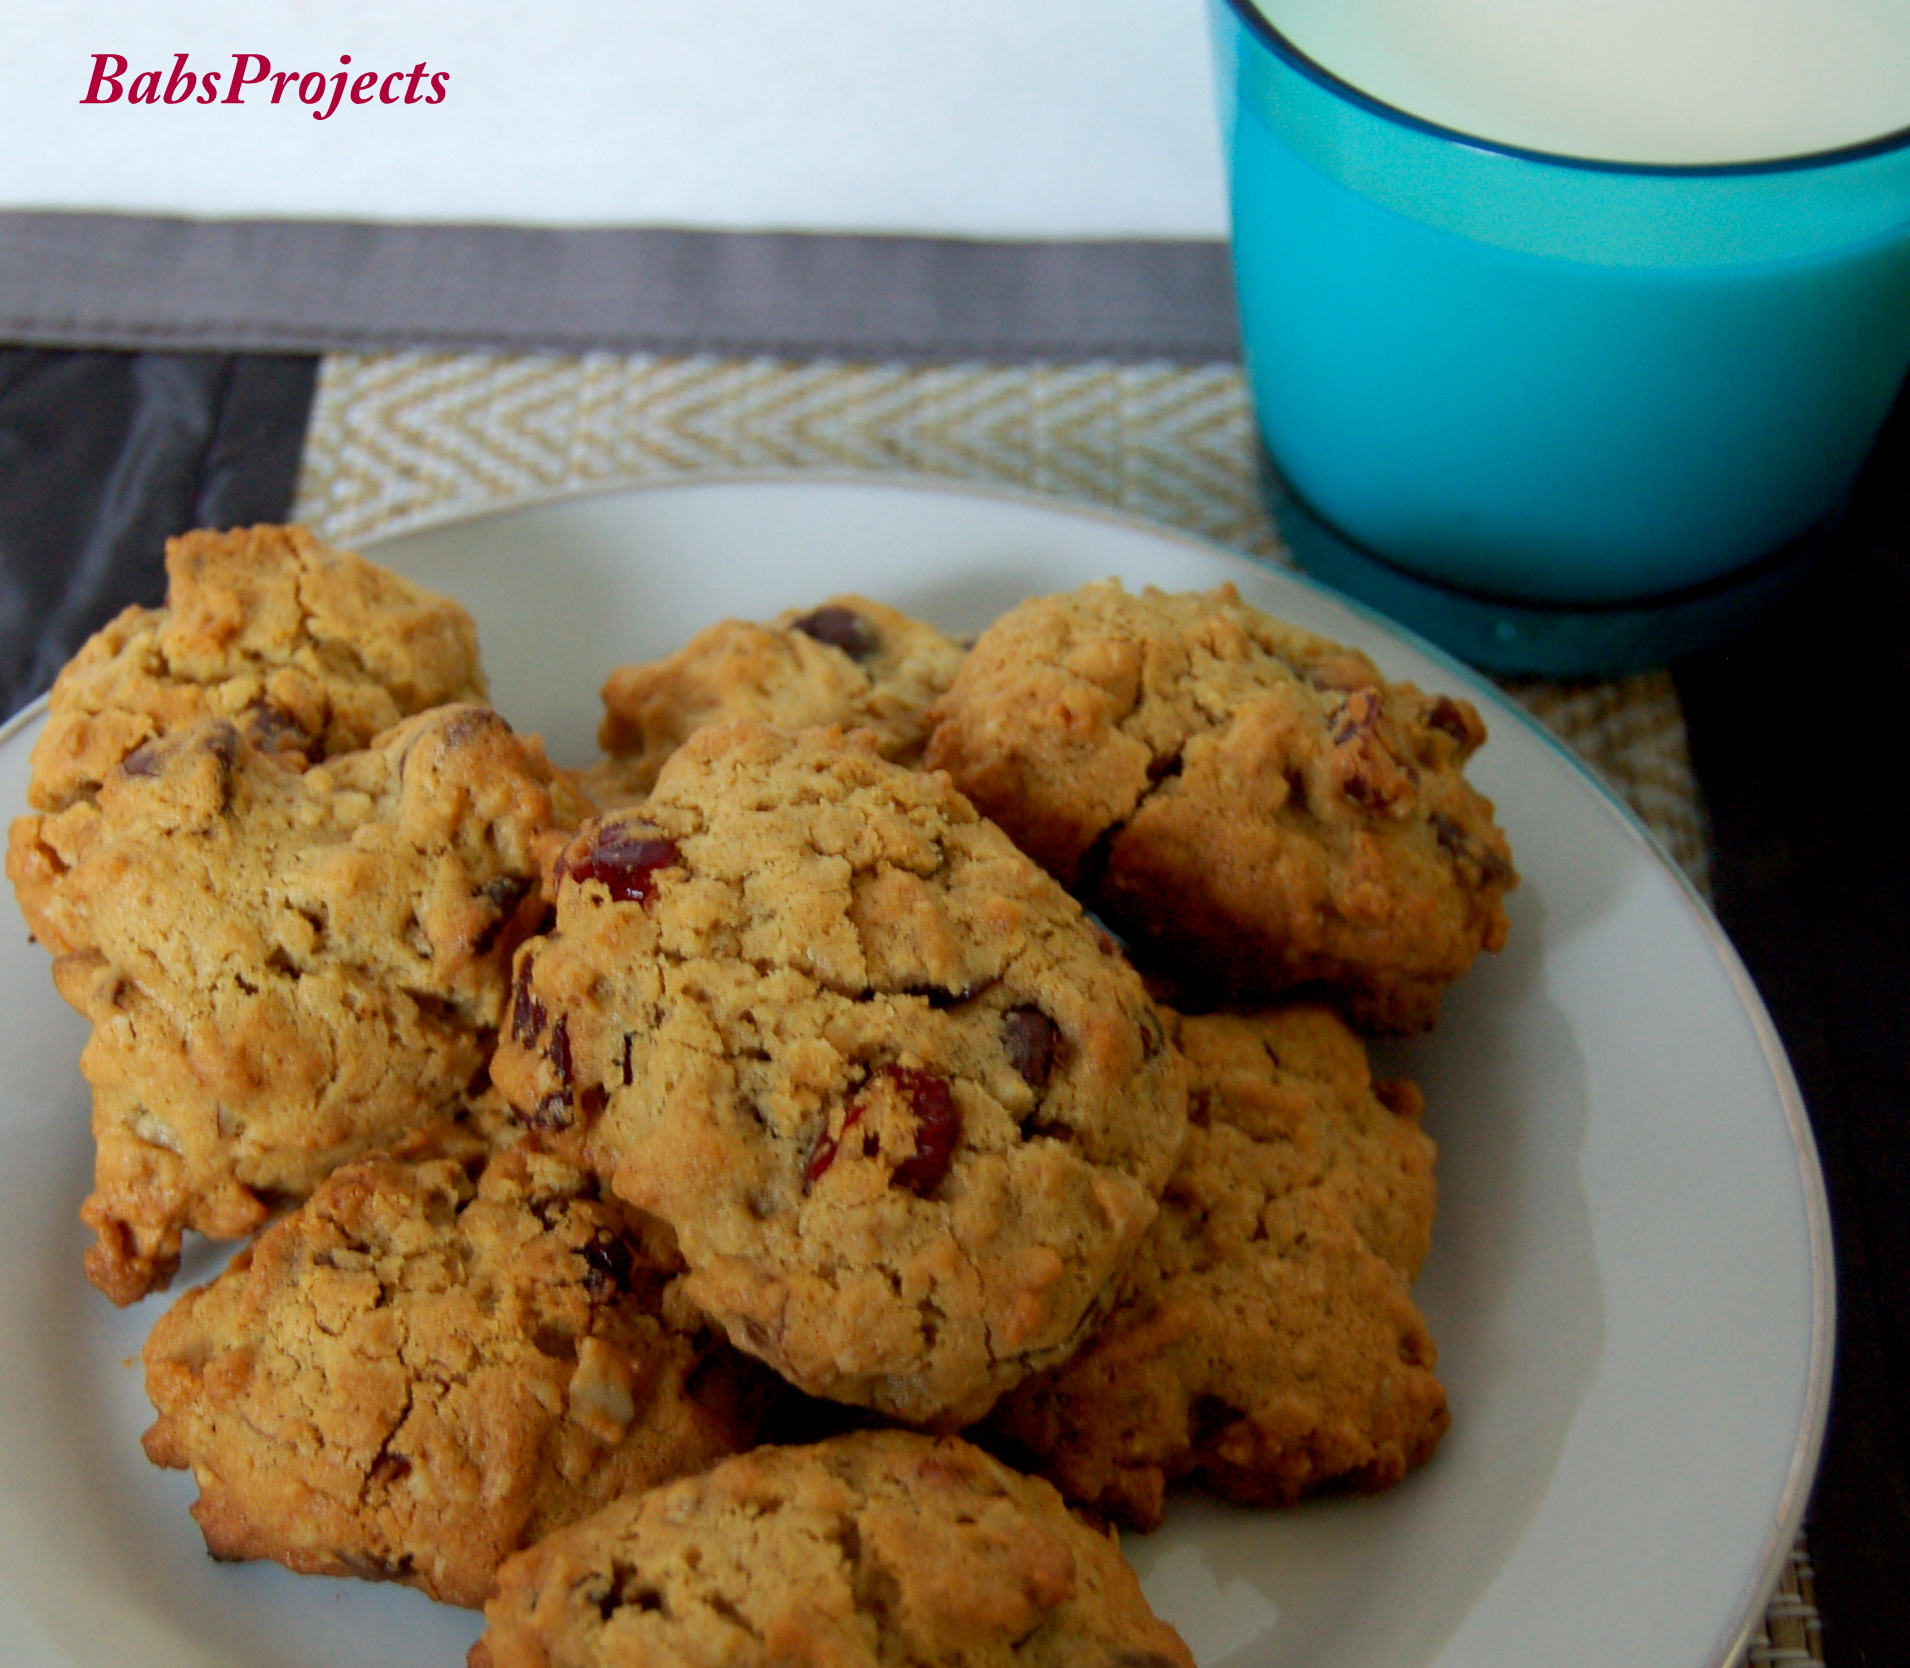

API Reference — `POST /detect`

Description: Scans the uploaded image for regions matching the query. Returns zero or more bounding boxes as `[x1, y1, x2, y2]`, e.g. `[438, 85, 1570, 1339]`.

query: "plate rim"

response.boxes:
[1, 467, 1834, 1668]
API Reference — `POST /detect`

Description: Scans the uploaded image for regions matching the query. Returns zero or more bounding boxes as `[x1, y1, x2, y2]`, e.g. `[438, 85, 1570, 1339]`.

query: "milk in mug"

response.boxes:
[1252, 0, 1910, 163]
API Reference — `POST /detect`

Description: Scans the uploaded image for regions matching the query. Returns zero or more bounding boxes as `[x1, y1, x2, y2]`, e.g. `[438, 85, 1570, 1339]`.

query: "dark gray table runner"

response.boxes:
[0, 349, 315, 714]
[0, 212, 1240, 363]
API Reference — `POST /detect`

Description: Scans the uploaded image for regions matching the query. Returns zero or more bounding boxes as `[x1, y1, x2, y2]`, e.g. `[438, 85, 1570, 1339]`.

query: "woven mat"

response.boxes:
[290, 348, 1816, 1667]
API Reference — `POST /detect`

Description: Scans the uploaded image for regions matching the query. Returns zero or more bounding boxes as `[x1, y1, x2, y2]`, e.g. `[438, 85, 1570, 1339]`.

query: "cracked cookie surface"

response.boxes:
[8, 703, 576, 1303]
[584, 594, 964, 808]
[142, 1142, 777, 1608]
[987, 1005, 1448, 1528]
[470, 1429, 1194, 1668]
[923, 580, 1515, 1031]
[24, 524, 484, 814]
[494, 721, 1188, 1426]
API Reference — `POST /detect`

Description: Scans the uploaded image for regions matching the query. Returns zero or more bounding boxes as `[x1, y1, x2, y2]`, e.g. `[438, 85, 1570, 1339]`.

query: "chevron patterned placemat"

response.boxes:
[292, 349, 1712, 890]
[289, 347, 1812, 1667]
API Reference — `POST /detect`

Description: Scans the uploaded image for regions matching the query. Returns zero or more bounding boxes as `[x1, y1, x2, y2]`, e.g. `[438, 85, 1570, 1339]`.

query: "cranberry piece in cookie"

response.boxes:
[566, 824, 682, 905]
[804, 1066, 963, 1198]
[1002, 1006, 1061, 1090]
[886, 1066, 961, 1197]
[791, 604, 879, 661]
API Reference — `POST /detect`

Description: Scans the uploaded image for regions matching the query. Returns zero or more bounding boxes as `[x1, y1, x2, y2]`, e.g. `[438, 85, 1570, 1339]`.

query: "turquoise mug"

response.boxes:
[1210, 0, 1910, 672]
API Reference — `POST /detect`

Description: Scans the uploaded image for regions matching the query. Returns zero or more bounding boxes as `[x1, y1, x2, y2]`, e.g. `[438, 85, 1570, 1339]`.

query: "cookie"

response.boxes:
[922, 580, 1515, 1031]
[470, 1429, 1194, 1668]
[25, 523, 484, 814]
[494, 721, 1188, 1425]
[986, 1005, 1448, 1529]
[585, 594, 963, 805]
[8, 703, 577, 1303]
[142, 1142, 777, 1608]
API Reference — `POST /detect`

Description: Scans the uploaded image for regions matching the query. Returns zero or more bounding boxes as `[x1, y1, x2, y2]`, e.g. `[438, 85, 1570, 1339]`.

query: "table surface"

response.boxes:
[7, 341, 1903, 1664]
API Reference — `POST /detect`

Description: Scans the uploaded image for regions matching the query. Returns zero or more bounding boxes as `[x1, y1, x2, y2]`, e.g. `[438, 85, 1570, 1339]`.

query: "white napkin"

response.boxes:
[0, 0, 1227, 237]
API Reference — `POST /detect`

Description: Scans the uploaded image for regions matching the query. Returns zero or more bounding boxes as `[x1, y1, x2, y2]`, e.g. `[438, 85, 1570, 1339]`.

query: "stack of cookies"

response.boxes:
[7, 526, 1515, 1668]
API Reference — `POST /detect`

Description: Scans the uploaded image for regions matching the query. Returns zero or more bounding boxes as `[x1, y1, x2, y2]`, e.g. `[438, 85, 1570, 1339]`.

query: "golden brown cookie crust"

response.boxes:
[495, 721, 1188, 1425]
[587, 593, 963, 804]
[471, 1430, 1194, 1668]
[923, 580, 1515, 1032]
[25, 524, 484, 814]
[9, 704, 575, 1303]
[986, 1005, 1448, 1529]
[142, 1143, 776, 1608]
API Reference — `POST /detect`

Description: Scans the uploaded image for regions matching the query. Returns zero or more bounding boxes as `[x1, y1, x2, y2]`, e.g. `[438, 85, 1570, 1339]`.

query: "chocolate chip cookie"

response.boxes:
[923, 580, 1515, 1031]
[25, 524, 484, 814]
[986, 1005, 1448, 1528]
[584, 594, 963, 806]
[494, 721, 1188, 1425]
[470, 1429, 1194, 1668]
[143, 1142, 776, 1608]
[8, 703, 577, 1303]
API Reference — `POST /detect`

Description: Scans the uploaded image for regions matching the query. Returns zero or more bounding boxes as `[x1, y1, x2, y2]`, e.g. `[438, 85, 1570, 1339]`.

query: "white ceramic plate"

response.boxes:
[0, 476, 1830, 1668]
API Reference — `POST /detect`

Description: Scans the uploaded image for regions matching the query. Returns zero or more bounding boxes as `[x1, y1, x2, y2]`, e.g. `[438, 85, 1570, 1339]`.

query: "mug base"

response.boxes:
[1269, 483, 1821, 676]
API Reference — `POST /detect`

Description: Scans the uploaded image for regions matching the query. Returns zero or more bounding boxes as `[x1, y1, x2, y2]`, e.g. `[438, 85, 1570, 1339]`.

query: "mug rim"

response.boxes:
[1221, 0, 1910, 177]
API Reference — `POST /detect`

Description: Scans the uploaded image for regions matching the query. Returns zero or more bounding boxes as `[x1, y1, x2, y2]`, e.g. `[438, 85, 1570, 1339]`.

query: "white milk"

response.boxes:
[1252, 0, 1910, 163]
